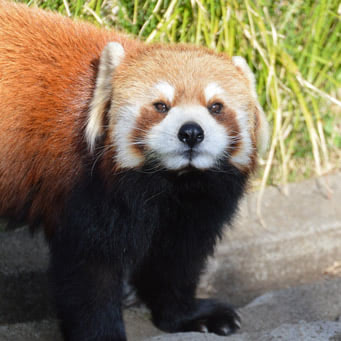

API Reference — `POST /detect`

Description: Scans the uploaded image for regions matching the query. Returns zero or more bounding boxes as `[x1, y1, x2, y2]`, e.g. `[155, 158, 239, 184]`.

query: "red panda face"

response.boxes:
[134, 84, 231, 170]
[87, 44, 269, 172]
[112, 81, 232, 170]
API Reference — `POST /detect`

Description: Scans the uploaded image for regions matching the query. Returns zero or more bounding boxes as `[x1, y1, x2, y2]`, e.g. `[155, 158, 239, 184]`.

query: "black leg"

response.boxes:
[132, 219, 241, 337]
[46, 170, 157, 341]
[49, 235, 127, 341]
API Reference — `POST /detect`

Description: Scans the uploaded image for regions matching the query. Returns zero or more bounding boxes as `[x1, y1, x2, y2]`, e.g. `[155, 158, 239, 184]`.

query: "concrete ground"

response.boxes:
[0, 172, 340, 340]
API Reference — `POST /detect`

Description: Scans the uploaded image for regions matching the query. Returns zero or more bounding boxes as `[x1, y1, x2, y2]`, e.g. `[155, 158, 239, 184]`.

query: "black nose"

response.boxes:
[178, 122, 204, 148]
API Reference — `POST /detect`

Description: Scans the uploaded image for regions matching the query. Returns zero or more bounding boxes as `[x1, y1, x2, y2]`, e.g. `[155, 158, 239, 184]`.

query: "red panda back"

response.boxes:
[0, 1, 132, 232]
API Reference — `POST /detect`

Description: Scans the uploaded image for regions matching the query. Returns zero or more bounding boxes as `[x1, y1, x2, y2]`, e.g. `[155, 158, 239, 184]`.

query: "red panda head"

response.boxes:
[86, 42, 269, 173]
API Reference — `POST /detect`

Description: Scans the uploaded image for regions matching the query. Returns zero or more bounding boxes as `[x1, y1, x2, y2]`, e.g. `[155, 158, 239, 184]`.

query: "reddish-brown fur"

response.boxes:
[0, 1, 139, 233]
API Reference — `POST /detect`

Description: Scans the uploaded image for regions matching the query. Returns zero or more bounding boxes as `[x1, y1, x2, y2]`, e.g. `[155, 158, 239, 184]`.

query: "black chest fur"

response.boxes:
[56, 164, 247, 264]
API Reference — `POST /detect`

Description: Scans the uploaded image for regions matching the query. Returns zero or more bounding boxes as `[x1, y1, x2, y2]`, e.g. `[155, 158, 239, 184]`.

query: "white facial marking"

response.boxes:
[204, 82, 225, 103]
[146, 105, 229, 170]
[230, 109, 253, 166]
[113, 105, 144, 168]
[86, 42, 125, 152]
[154, 81, 175, 103]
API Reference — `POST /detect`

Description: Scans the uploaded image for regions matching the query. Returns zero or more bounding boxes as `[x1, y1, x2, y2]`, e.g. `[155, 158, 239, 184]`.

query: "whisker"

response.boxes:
[144, 190, 166, 204]
[130, 141, 145, 146]
[90, 145, 112, 175]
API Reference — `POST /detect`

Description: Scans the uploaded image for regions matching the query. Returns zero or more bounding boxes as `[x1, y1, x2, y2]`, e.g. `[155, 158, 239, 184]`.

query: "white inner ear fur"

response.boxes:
[86, 42, 125, 152]
[232, 56, 269, 157]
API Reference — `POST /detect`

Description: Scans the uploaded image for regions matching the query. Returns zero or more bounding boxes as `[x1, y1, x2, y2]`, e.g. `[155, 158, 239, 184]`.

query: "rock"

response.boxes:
[0, 228, 52, 324]
[0, 228, 48, 276]
[240, 278, 341, 333]
[0, 320, 61, 341]
[146, 321, 341, 341]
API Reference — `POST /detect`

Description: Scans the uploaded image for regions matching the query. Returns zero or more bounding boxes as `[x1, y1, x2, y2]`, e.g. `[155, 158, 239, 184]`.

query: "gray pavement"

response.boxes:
[0, 172, 340, 340]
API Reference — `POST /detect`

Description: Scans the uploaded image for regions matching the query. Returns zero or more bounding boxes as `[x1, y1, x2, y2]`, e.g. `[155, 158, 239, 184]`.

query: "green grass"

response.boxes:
[17, 0, 341, 187]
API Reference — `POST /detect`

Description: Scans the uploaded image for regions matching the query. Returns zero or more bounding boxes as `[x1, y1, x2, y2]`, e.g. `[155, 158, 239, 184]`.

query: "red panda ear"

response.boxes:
[86, 42, 125, 152]
[232, 56, 269, 157]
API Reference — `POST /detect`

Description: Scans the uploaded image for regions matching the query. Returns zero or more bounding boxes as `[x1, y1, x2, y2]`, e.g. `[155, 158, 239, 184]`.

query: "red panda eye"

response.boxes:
[154, 102, 169, 114]
[208, 102, 223, 115]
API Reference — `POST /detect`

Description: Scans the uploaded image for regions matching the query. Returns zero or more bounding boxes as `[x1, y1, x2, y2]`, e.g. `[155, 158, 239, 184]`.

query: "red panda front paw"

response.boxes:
[179, 299, 241, 336]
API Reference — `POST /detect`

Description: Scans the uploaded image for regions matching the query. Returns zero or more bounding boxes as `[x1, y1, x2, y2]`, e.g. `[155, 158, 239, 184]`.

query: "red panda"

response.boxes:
[0, 1, 269, 340]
